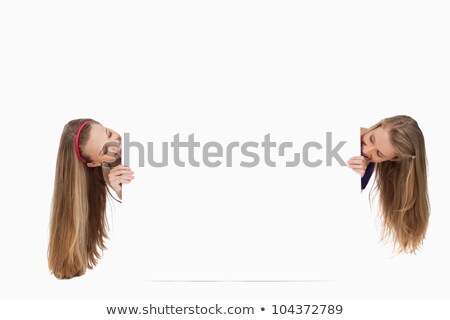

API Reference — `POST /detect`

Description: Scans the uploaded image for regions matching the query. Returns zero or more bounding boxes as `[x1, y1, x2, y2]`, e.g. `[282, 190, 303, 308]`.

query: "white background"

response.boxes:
[1, 0, 449, 316]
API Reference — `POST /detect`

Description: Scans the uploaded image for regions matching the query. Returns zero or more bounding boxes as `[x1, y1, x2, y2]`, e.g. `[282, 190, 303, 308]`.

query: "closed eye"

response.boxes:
[99, 129, 112, 155]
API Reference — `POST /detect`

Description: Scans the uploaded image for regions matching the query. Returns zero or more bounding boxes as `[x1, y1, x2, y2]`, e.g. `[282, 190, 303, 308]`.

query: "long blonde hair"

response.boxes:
[363, 115, 430, 254]
[48, 119, 110, 279]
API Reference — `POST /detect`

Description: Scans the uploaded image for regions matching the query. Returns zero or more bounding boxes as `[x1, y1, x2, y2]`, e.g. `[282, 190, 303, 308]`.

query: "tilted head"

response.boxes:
[361, 115, 424, 164]
[71, 119, 122, 167]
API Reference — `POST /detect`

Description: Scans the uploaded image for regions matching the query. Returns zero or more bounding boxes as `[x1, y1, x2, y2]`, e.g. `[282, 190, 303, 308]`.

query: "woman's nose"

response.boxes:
[113, 132, 121, 143]
[364, 145, 374, 155]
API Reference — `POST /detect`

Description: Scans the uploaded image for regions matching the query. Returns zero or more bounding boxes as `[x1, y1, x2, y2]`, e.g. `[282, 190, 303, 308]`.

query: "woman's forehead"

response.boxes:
[372, 126, 396, 158]
[84, 123, 107, 155]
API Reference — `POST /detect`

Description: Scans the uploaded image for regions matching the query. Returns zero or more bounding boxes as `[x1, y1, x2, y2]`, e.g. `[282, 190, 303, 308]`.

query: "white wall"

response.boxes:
[0, 0, 448, 301]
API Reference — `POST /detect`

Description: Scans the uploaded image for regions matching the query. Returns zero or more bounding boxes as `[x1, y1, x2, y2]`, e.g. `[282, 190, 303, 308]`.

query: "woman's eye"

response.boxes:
[377, 151, 383, 157]
[108, 131, 112, 138]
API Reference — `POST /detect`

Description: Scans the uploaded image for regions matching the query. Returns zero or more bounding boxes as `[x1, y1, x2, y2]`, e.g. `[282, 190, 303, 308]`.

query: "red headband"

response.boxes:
[75, 120, 91, 162]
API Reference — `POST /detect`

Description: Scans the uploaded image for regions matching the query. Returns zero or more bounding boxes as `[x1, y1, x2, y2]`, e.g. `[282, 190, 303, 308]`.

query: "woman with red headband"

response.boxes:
[48, 118, 134, 279]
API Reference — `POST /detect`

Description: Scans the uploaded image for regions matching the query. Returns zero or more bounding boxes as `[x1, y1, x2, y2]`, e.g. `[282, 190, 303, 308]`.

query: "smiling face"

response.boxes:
[361, 126, 397, 163]
[82, 123, 122, 167]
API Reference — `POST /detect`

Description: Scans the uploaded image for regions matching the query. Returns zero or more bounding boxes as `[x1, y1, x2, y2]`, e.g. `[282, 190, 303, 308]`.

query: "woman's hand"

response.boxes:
[107, 165, 134, 200]
[347, 156, 368, 177]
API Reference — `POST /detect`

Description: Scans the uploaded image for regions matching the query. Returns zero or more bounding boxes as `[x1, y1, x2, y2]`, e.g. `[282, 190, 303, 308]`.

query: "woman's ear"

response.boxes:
[390, 156, 401, 162]
[87, 162, 101, 168]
